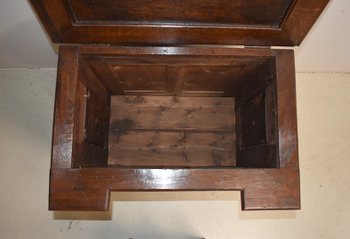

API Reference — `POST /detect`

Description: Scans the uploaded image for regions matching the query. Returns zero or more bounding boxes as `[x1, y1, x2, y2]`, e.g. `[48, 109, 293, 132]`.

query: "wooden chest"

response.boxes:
[30, 0, 329, 211]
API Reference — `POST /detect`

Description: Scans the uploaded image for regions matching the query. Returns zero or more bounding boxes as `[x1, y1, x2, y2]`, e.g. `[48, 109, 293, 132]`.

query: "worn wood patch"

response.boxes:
[108, 96, 236, 167]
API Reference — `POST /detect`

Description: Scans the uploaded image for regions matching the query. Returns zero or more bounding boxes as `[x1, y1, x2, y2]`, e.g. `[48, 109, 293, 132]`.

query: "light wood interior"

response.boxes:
[108, 96, 236, 167]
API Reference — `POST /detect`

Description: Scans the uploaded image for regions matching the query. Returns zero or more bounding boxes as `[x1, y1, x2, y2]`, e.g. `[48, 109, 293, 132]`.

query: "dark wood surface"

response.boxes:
[50, 46, 299, 211]
[84, 55, 270, 96]
[235, 59, 279, 168]
[108, 96, 236, 167]
[68, 0, 292, 26]
[275, 50, 298, 168]
[50, 167, 300, 211]
[29, 0, 329, 46]
[51, 46, 80, 169]
[71, 59, 110, 168]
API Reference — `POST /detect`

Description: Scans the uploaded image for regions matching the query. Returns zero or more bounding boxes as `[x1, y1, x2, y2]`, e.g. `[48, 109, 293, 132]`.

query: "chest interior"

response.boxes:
[71, 50, 279, 169]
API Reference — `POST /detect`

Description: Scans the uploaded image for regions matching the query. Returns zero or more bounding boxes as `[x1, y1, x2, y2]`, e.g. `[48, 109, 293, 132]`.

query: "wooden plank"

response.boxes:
[83, 89, 110, 147]
[69, 0, 292, 27]
[235, 59, 279, 168]
[170, 66, 245, 94]
[71, 59, 111, 168]
[79, 59, 110, 102]
[110, 96, 235, 131]
[51, 46, 80, 168]
[85, 56, 271, 96]
[239, 91, 267, 148]
[108, 95, 236, 167]
[102, 56, 266, 67]
[31, 0, 330, 46]
[108, 131, 236, 167]
[275, 50, 298, 168]
[86, 58, 123, 94]
[110, 65, 167, 92]
[50, 167, 300, 211]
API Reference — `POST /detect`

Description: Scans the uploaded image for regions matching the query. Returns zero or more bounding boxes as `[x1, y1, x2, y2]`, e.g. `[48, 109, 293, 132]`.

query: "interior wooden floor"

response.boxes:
[108, 95, 236, 167]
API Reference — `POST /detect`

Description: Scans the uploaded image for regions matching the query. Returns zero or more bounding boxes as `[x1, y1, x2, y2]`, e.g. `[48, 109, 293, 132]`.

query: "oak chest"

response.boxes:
[29, 0, 329, 211]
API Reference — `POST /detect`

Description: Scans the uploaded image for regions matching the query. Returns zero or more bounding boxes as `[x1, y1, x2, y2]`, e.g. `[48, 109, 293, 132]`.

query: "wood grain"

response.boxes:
[275, 50, 298, 168]
[51, 46, 80, 168]
[110, 96, 235, 131]
[109, 131, 236, 167]
[50, 167, 300, 211]
[29, 0, 329, 45]
[235, 60, 278, 168]
[84, 56, 270, 96]
[71, 58, 111, 167]
[108, 96, 235, 167]
[68, 0, 292, 27]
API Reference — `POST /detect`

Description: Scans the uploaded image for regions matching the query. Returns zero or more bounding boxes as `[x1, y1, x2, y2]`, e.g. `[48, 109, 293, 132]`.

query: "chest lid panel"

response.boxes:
[30, 0, 329, 46]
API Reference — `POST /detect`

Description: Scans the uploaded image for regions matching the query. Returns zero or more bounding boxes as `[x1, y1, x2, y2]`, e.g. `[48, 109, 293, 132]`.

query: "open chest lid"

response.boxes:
[30, 0, 329, 46]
